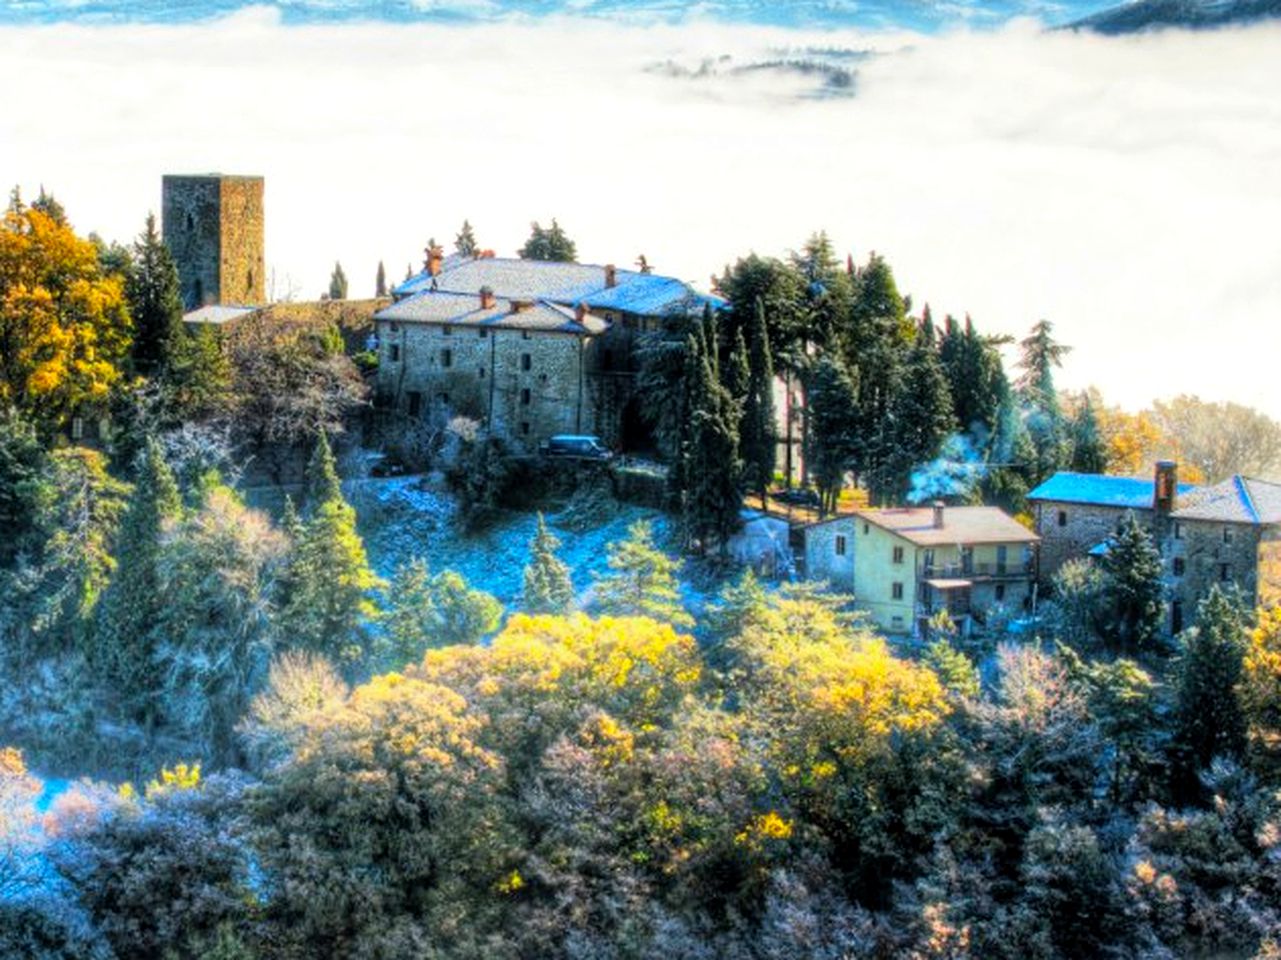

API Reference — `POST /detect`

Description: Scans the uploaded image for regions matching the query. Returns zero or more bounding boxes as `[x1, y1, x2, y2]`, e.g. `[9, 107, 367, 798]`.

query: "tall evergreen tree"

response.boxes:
[280, 433, 381, 664]
[523, 513, 574, 614]
[885, 323, 955, 502]
[1017, 319, 1071, 485]
[804, 355, 859, 515]
[592, 520, 693, 627]
[518, 219, 576, 262]
[1173, 585, 1249, 772]
[95, 437, 182, 703]
[327, 262, 348, 301]
[1069, 392, 1108, 474]
[455, 220, 478, 257]
[164, 324, 233, 422]
[1099, 511, 1164, 652]
[126, 213, 185, 375]
[375, 261, 387, 298]
[940, 314, 1010, 442]
[381, 557, 436, 667]
[683, 318, 742, 556]
[740, 298, 777, 507]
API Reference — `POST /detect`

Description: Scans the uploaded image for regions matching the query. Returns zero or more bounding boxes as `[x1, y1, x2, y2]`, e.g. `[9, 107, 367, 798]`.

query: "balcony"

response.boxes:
[921, 559, 1033, 581]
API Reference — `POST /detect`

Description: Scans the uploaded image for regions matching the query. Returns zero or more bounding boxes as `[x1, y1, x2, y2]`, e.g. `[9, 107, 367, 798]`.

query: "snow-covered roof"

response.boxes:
[1172, 476, 1281, 525]
[375, 291, 607, 336]
[393, 257, 724, 317]
[1028, 472, 1197, 510]
[809, 505, 1038, 546]
[181, 304, 256, 325]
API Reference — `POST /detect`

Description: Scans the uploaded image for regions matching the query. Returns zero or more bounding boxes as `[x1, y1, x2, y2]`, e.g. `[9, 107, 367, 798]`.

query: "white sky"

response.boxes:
[2, 9, 1279, 416]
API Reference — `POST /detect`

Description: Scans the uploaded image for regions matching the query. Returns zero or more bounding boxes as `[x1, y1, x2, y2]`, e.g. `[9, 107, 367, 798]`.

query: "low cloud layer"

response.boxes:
[2, 9, 1279, 415]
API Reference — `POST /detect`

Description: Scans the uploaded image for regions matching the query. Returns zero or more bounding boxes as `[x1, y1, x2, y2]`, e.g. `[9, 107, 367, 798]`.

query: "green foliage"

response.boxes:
[375, 260, 387, 298]
[523, 513, 574, 615]
[924, 632, 981, 700]
[95, 438, 182, 704]
[1173, 585, 1249, 773]
[162, 324, 233, 423]
[427, 569, 502, 646]
[804, 354, 858, 514]
[885, 322, 956, 501]
[518, 219, 576, 262]
[454, 219, 478, 257]
[1016, 319, 1071, 486]
[682, 315, 742, 555]
[740, 298, 776, 505]
[592, 520, 693, 628]
[0, 406, 50, 566]
[940, 313, 1010, 439]
[1241, 606, 1281, 781]
[1067, 390, 1107, 474]
[1099, 511, 1164, 652]
[1047, 558, 1106, 649]
[125, 213, 184, 375]
[326, 261, 347, 300]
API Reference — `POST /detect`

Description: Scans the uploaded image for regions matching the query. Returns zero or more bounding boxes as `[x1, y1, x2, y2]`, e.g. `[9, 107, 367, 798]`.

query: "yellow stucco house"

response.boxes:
[803, 503, 1039, 636]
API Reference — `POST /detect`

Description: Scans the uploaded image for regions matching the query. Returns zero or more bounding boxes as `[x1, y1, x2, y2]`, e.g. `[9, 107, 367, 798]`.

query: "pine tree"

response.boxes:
[455, 220, 478, 257]
[592, 520, 693, 627]
[1017, 319, 1071, 486]
[280, 433, 381, 664]
[805, 355, 859, 515]
[375, 261, 387, 298]
[740, 297, 777, 507]
[1068, 392, 1107, 474]
[1173, 585, 1249, 771]
[518, 219, 576, 262]
[126, 213, 185, 375]
[885, 324, 956, 502]
[940, 314, 1010, 442]
[327, 262, 348, 301]
[95, 437, 182, 702]
[1099, 511, 1164, 652]
[523, 513, 574, 614]
[382, 557, 437, 666]
[164, 324, 233, 422]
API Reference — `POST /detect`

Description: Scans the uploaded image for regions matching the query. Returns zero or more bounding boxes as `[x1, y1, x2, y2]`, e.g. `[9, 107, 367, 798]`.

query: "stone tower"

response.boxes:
[162, 174, 266, 310]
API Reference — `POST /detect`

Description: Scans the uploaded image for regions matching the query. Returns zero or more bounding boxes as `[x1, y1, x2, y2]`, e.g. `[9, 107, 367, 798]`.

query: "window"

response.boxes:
[1174, 522, 1183, 540]
[863, 523, 870, 535]
[1219, 563, 1231, 582]
[522, 331, 532, 340]
[520, 388, 531, 406]
[390, 321, 399, 332]
[389, 343, 400, 362]
[521, 353, 532, 371]
[1057, 510, 1067, 527]
[478, 329, 488, 338]
[995, 583, 1006, 602]
[478, 367, 485, 378]
[891, 615, 904, 630]
[1173, 557, 1185, 576]
[440, 348, 452, 368]
[891, 582, 904, 600]
[923, 549, 935, 570]
[892, 546, 905, 564]
[1223, 526, 1234, 544]
[247, 268, 254, 291]
[185, 212, 194, 231]
[442, 324, 453, 336]
[1172, 600, 1184, 634]
[996, 545, 1008, 574]
[71, 416, 84, 440]
[407, 391, 422, 417]
[835, 535, 847, 557]
[520, 421, 531, 436]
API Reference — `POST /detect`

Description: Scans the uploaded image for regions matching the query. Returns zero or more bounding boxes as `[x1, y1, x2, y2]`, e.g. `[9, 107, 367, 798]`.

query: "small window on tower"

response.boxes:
[521, 353, 532, 371]
[1057, 510, 1068, 527]
[835, 535, 847, 557]
[389, 344, 400, 363]
[440, 349, 453, 368]
[520, 422, 531, 436]
[520, 388, 531, 406]
[186, 212, 194, 231]
[1173, 557, 1185, 576]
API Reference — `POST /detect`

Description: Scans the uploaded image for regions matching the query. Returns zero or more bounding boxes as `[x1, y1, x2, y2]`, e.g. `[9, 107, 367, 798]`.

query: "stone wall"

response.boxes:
[1165, 519, 1264, 629]
[1033, 500, 1137, 581]
[376, 318, 595, 448]
[218, 176, 265, 306]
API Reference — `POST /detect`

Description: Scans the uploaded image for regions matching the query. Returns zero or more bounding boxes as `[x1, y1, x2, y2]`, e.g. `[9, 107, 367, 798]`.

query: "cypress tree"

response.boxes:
[741, 297, 777, 507]
[375, 261, 387, 298]
[1173, 585, 1249, 772]
[592, 520, 693, 628]
[1069, 392, 1108, 474]
[1099, 511, 1164, 653]
[805, 355, 859, 515]
[328, 262, 348, 300]
[886, 323, 956, 502]
[126, 213, 185, 375]
[281, 433, 382, 664]
[523, 513, 574, 614]
[941, 314, 1010, 442]
[96, 437, 182, 700]
[1016, 319, 1071, 486]
[455, 220, 478, 257]
[684, 323, 742, 557]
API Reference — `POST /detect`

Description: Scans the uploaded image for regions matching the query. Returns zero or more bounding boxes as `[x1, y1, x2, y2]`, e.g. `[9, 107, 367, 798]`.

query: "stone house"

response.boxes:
[1030, 463, 1281, 634]
[803, 503, 1039, 636]
[373, 289, 608, 446]
[390, 252, 723, 450]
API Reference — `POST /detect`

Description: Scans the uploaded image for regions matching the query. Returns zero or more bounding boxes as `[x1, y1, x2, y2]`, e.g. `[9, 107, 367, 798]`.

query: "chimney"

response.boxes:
[575, 302, 588, 323]
[1154, 460, 1178, 514]
[479, 286, 496, 310]
[932, 501, 945, 530]
[509, 299, 532, 314]
[426, 243, 444, 278]
[604, 264, 617, 289]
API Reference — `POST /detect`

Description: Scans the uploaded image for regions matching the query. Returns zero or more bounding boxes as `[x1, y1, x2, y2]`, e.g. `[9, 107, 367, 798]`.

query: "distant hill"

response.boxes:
[1067, 0, 1281, 33]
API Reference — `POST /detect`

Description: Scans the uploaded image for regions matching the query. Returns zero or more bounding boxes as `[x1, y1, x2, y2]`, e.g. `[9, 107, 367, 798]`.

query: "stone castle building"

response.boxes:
[1029, 463, 1281, 634]
[162, 174, 266, 310]
[377, 249, 722, 450]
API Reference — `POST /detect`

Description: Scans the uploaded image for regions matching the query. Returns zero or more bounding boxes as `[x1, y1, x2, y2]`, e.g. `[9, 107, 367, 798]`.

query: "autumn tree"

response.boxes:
[0, 189, 131, 431]
[1151, 394, 1281, 482]
[1241, 606, 1281, 781]
[524, 513, 574, 614]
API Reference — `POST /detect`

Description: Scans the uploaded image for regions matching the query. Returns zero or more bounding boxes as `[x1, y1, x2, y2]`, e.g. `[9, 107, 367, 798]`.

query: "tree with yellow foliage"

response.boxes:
[1241, 605, 1281, 782]
[0, 190, 130, 431]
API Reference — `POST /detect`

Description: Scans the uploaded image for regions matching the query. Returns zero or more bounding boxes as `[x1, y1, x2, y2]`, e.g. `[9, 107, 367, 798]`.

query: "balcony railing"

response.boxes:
[921, 560, 1033, 580]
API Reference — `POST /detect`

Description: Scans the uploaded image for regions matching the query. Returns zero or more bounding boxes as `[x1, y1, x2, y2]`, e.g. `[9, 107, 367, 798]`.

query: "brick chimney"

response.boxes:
[509, 299, 532, 314]
[479, 286, 496, 310]
[426, 243, 444, 278]
[575, 302, 588, 323]
[604, 264, 617, 289]
[932, 501, 945, 530]
[1154, 460, 1178, 514]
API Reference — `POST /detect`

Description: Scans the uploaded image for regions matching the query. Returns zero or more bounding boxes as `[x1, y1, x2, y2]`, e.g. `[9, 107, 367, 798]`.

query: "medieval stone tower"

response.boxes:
[162, 174, 266, 310]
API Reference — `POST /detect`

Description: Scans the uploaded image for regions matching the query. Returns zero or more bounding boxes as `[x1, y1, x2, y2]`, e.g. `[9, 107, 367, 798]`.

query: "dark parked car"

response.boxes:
[541, 435, 613, 460]
[773, 487, 820, 508]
